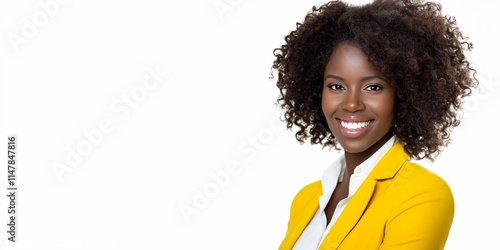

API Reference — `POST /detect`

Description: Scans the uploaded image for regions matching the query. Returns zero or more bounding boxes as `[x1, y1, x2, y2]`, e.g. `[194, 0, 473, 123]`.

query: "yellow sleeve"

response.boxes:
[380, 164, 454, 250]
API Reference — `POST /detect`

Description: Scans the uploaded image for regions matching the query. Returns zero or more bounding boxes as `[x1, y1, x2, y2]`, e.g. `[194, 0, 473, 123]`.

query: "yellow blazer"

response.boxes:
[279, 142, 454, 250]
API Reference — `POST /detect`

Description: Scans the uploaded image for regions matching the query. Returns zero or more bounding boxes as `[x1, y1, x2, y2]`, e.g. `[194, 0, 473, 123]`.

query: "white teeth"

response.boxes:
[341, 121, 370, 130]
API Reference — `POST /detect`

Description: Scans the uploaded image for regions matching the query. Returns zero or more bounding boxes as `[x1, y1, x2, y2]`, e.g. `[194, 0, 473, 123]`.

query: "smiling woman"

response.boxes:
[271, 0, 477, 249]
[322, 43, 396, 158]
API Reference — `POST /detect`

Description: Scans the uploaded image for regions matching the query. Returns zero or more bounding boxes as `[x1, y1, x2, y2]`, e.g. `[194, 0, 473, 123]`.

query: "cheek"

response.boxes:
[321, 89, 339, 114]
[321, 89, 329, 114]
[370, 97, 396, 121]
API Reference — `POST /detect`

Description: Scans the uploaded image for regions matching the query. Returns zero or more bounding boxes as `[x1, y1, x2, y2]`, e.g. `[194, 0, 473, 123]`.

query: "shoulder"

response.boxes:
[294, 180, 322, 199]
[392, 161, 454, 206]
[399, 162, 452, 192]
[289, 181, 322, 214]
[381, 162, 455, 248]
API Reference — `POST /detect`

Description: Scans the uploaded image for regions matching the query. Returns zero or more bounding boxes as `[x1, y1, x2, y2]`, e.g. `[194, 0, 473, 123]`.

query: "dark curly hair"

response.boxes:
[271, 0, 477, 160]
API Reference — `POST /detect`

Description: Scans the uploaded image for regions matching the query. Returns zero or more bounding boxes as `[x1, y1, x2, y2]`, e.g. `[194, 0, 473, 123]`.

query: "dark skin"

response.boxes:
[321, 44, 396, 225]
[324, 130, 394, 224]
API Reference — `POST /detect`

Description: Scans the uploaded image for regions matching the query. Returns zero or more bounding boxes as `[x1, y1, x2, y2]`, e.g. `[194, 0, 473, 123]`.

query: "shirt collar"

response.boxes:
[320, 135, 397, 203]
[351, 135, 396, 177]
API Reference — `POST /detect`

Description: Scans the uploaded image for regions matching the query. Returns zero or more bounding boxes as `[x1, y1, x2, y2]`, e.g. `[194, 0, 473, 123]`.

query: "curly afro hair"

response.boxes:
[271, 0, 477, 160]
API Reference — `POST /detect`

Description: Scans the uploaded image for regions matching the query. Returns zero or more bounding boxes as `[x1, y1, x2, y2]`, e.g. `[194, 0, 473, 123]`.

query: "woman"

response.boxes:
[271, 0, 477, 249]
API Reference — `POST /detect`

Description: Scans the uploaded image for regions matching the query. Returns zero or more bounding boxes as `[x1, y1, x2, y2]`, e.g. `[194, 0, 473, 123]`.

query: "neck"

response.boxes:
[344, 131, 393, 176]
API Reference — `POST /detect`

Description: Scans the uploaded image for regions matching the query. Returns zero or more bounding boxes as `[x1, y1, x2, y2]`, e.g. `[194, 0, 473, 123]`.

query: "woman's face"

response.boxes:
[322, 43, 396, 154]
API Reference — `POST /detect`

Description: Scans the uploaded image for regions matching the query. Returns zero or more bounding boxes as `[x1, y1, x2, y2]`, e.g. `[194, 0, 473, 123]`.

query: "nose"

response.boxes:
[342, 90, 365, 112]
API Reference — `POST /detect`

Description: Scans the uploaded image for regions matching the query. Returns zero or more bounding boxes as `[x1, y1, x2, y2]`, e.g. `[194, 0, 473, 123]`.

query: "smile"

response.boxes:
[340, 120, 372, 130]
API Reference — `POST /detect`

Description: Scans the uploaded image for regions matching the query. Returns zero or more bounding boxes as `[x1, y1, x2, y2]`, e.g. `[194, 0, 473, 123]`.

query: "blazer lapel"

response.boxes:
[279, 182, 322, 250]
[318, 178, 377, 249]
[318, 142, 408, 249]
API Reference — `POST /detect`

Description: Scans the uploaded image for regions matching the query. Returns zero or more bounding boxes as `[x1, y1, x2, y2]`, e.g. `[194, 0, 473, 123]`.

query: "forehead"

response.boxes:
[324, 43, 379, 75]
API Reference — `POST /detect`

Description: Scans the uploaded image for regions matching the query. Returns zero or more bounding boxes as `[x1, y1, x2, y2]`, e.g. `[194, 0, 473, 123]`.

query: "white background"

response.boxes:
[1, 0, 499, 249]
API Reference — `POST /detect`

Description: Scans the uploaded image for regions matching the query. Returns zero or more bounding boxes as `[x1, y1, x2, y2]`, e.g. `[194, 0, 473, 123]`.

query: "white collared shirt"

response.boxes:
[292, 135, 396, 250]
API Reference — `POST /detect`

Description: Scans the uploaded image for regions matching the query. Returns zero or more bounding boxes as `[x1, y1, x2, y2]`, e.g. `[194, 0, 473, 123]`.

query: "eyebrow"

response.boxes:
[323, 74, 384, 81]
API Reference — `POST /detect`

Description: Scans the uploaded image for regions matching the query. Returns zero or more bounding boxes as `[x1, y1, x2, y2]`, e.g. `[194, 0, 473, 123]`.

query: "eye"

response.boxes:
[327, 83, 345, 91]
[364, 84, 382, 91]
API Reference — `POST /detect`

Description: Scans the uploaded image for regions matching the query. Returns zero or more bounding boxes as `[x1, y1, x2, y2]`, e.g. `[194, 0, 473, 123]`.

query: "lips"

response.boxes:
[336, 118, 373, 138]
